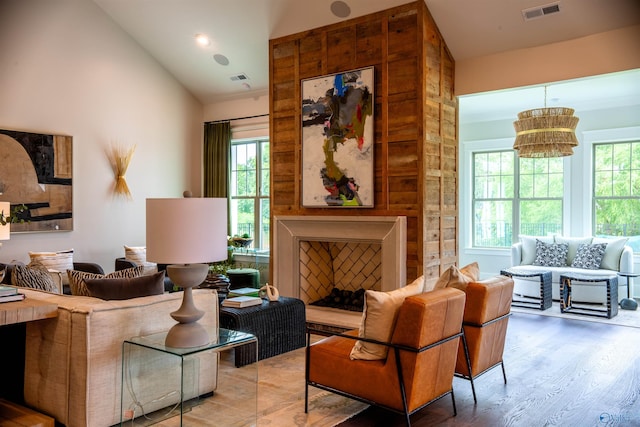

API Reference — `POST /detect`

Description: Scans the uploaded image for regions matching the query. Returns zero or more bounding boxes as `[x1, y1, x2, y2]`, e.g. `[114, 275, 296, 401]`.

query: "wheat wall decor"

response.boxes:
[108, 144, 136, 199]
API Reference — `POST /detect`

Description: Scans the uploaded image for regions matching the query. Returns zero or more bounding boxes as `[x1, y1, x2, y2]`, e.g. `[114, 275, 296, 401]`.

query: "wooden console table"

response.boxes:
[0, 398, 54, 427]
[0, 298, 58, 326]
[0, 297, 58, 405]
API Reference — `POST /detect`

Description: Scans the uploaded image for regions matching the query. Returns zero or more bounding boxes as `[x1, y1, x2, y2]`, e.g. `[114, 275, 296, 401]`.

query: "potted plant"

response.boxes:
[0, 204, 28, 226]
[231, 233, 253, 248]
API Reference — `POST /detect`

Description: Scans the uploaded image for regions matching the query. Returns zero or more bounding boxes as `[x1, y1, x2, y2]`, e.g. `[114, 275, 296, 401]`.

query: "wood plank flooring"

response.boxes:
[337, 311, 640, 427]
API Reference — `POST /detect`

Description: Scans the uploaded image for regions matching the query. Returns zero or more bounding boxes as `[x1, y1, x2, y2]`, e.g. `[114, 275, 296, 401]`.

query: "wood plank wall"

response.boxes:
[269, 1, 457, 285]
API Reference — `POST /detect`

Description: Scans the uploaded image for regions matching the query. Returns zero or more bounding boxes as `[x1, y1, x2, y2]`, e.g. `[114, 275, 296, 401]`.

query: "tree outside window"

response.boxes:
[473, 150, 563, 247]
[230, 138, 269, 251]
[593, 141, 640, 251]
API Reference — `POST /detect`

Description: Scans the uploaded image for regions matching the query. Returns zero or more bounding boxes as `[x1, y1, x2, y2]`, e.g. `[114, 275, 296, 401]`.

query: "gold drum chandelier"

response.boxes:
[513, 86, 579, 158]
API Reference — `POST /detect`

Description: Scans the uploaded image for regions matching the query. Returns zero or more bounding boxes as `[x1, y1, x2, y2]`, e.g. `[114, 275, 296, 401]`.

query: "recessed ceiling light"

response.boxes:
[195, 34, 211, 47]
[330, 1, 351, 18]
[213, 54, 230, 66]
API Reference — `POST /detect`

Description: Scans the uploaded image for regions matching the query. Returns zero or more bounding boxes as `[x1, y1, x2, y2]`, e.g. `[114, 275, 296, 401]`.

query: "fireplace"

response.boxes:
[300, 240, 381, 310]
[273, 215, 407, 329]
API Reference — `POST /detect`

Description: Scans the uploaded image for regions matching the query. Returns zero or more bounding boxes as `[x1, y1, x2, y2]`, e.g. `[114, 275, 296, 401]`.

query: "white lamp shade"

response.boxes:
[0, 202, 10, 241]
[146, 198, 227, 264]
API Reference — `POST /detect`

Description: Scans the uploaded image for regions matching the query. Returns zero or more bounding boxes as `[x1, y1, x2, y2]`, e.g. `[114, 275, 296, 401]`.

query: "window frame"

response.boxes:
[229, 137, 270, 252]
[471, 149, 564, 248]
[592, 140, 640, 248]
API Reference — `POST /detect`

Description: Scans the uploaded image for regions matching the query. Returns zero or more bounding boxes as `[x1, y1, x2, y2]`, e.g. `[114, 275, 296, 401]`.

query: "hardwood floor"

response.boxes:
[338, 312, 640, 427]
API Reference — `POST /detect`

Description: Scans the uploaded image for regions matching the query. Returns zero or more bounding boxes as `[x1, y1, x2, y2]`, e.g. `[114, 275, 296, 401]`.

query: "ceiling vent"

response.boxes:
[230, 73, 249, 81]
[522, 2, 561, 21]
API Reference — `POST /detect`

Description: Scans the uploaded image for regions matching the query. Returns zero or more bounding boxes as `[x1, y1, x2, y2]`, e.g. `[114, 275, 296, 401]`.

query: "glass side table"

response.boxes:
[121, 327, 257, 426]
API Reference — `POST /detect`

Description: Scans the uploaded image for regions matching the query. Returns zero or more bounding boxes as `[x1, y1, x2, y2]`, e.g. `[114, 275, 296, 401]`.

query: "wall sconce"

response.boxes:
[108, 144, 136, 199]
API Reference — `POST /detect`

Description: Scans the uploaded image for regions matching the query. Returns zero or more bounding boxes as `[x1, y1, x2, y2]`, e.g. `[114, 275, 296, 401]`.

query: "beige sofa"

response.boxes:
[19, 287, 219, 427]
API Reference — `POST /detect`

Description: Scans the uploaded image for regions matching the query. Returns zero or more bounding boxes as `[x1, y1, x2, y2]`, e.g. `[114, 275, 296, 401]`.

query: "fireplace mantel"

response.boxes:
[273, 215, 407, 298]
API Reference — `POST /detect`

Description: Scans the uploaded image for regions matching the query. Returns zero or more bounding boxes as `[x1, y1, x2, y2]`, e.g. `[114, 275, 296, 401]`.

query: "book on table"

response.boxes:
[0, 285, 19, 297]
[227, 287, 260, 298]
[0, 293, 26, 303]
[222, 295, 262, 308]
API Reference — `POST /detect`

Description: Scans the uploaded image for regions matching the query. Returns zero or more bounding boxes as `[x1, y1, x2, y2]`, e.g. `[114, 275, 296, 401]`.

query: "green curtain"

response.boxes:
[203, 121, 231, 198]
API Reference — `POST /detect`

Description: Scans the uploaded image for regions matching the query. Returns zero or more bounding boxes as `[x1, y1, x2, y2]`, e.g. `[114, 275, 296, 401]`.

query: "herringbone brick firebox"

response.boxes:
[298, 241, 382, 305]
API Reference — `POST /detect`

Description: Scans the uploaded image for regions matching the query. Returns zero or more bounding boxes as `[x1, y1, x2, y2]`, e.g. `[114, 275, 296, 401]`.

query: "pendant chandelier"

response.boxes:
[513, 86, 579, 158]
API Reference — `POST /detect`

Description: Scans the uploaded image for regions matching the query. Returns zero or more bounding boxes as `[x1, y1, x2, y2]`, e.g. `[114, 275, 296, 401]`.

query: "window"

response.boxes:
[230, 138, 269, 251]
[593, 141, 640, 251]
[473, 150, 563, 248]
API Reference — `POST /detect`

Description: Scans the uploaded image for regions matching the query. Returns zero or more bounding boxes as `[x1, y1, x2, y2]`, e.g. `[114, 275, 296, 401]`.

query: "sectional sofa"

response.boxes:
[509, 235, 633, 303]
[17, 287, 219, 427]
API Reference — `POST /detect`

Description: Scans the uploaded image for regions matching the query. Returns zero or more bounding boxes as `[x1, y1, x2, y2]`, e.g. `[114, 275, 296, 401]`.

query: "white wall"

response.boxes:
[0, 0, 203, 272]
[203, 93, 269, 122]
[203, 92, 270, 140]
[456, 25, 640, 95]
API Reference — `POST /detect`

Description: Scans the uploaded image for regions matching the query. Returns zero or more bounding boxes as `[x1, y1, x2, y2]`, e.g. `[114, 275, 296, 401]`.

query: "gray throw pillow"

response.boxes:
[84, 270, 165, 300]
[571, 243, 607, 269]
[533, 239, 568, 267]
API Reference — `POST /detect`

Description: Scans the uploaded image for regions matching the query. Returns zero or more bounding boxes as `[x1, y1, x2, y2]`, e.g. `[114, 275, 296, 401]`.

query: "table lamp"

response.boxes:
[0, 202, 10, 248]
[146, 196, 227, 348]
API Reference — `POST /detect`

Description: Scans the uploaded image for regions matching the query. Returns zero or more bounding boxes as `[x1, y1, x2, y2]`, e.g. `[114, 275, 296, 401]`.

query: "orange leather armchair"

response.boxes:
[305, 288, 466, 427]
[456, 275, 514, 403]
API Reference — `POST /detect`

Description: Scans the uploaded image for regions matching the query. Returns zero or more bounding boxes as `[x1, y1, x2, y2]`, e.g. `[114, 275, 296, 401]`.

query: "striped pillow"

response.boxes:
[12, 262, 60, 293]
[124, 245, 158, 275]
[29, 249, 74, 285]
[67, 266, 144, 296]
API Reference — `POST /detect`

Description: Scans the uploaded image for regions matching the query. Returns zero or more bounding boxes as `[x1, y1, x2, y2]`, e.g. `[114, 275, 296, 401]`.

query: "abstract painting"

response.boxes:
[302, 67, 374, 207]
[0, 129, 73, 232]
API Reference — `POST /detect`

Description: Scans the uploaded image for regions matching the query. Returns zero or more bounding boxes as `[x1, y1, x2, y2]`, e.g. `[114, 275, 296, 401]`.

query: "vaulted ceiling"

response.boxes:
[93, 0, 640, 122]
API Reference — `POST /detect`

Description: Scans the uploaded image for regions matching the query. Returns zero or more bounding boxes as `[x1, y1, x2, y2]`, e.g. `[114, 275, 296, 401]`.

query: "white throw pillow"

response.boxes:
[592, 237, 629, 270]
[519, 235, 554, 265]
[124, 245, 158, 275]
[29, 249, 74, 285]
[349, 276, 424, 361]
